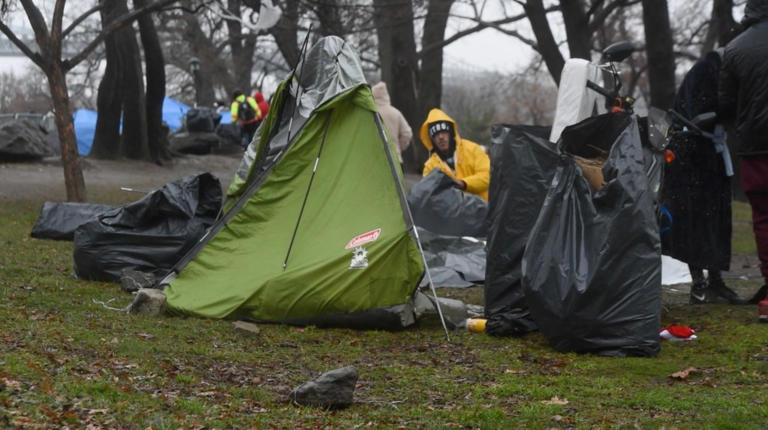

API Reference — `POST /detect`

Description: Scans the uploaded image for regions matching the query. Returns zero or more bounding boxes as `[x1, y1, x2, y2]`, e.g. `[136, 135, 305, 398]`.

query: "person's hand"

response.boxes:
[452, 178, 467, 191]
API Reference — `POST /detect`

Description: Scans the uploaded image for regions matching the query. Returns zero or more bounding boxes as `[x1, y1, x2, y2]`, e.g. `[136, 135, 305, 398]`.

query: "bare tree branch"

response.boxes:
[588, 0, 641, 33]
[64, 0, 178, 71]
[0, 20, 46, 68]
[420, 8, 549, 57]
[52, 0, 66, 55]
[62, 4, 103, 39]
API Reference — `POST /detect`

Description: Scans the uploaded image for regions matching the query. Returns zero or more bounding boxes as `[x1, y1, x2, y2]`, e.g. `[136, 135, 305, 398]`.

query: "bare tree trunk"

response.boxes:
[136, 0, 170, 164]
[91, 0, 125, 159]
[226, 0, 255, 93]
[314, 0, 344, 36]
[271, 0, 300, 67]
[560, 0, 591, 60]
[641, 0, 676, 110]
[48, 63, 87, 202]
[373, 0, 422, 172]
[419, 0, 453, 118]
[121, 30, 150, 160]
[702, 0, 735, 55]
[523, 0, 565, 85]
[181, 12, 223, 105]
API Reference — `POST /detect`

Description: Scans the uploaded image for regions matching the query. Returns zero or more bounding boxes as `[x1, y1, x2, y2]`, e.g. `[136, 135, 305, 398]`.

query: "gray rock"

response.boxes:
[232, 320, 260, 336]
[120, 269, 156, 293]
[289, 366, 358, 409]
[128, 288, 166, 316]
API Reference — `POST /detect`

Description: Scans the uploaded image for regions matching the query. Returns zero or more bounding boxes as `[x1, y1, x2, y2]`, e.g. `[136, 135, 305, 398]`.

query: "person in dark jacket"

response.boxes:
[719, 0, 768, 304]
[662, 49, 744, 304]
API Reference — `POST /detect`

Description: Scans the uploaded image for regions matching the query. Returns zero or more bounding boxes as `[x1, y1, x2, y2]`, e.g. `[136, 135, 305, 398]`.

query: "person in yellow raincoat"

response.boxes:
[420, 108, 490, 201]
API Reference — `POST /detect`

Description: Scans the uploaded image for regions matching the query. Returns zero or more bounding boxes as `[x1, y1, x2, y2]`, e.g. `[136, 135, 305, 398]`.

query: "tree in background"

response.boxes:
[0, 0, 176, 201]
[91, 0, 170, 164]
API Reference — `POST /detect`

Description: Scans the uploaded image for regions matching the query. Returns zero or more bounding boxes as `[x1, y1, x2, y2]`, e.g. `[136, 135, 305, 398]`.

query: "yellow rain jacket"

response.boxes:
[420, 108, 490, 201]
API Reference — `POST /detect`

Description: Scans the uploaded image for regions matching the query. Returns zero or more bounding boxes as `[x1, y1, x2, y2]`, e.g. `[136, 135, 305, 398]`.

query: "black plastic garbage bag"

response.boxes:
[73, 173, 223, 282]
[522, 113, 662, 357]
[484, 124, 556, 336]
[417, 227, 485, 288]
[407, 169, 488, 237]
[31, 202, 116, 241]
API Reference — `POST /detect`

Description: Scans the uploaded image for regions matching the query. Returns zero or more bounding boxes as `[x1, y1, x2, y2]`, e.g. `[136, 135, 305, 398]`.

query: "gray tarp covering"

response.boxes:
[0, 119, 56, 161]
[417, 227, 485, 288]
[407, 169, 488, 237]
[73, 173, 222, 282]
[522, 113, 662, 357]
[31, 202, 116, 241]
[484, 124, 555, 336]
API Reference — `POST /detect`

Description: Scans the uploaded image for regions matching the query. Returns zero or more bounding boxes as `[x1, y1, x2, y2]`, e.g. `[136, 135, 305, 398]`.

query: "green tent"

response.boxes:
[161, 37, 425, 329]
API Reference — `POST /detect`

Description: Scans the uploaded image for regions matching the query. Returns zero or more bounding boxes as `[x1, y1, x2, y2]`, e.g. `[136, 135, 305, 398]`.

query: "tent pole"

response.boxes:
[282, 113, 332, 270]
[411, 226, 451, 342]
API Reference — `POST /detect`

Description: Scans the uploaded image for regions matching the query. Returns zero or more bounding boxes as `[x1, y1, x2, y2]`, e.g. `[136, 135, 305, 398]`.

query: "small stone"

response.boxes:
[232, 321, 260, 336]
[128, 288, 166, 316]
[289, 366, 358, 409]
[120, 269, 156, 293]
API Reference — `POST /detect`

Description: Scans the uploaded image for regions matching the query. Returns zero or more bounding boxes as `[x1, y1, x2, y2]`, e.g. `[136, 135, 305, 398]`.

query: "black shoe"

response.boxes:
[689, 283, 729, 304]
[748, 284, 768, 305]
[708, 277, 748, 305]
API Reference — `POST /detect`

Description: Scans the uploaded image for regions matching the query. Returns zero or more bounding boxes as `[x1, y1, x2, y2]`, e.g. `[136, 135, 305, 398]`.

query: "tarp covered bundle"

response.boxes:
[162, 37, 424, 329]
[407, 169, 488, 237]
[31, 202, 116, 241]
[0, 119, 57, 161]
[484, 124, 555, 336]
[73, 173, 222, 282]
[522, 113, 662, 357]
[418, 227, 485, 288]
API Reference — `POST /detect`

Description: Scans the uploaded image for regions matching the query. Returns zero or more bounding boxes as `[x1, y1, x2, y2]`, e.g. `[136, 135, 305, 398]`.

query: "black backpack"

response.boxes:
[238, 99, 256, 122]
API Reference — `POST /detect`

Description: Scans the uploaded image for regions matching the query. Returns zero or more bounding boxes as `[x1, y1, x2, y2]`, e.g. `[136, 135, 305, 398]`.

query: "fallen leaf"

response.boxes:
[505, 368, 526, 374]
[670, 367, 697, 380]
[541, 396, 569, 405]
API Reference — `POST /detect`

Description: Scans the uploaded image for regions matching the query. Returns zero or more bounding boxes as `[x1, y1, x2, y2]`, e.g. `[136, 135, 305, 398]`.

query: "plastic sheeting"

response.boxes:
[31, 202, 116, 241]
[73, 173, 222, 282]
[522, 113, 662, 357]
[232, 37, 367, 189]
[417, 227, 485, 288]
[484, 124, 556, 336]
[407, 169, 488, 237]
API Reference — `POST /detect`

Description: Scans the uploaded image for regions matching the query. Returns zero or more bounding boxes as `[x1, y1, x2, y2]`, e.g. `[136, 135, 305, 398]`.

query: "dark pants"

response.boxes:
[741, 156, 768, 281]
[241, 121, 259, 148]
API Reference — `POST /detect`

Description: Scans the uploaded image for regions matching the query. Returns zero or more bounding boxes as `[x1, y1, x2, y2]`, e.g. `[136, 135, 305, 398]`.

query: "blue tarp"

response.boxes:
[74, 97, 191, 156]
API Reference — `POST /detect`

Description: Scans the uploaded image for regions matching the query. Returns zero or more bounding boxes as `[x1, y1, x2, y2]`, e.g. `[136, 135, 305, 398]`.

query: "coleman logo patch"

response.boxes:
[349, 246, 369, 269]
[345, 228, 381, 249]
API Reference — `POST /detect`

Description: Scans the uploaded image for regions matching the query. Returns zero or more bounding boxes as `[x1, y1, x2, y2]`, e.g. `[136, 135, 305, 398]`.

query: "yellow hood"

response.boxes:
[420, 108, 460, 151]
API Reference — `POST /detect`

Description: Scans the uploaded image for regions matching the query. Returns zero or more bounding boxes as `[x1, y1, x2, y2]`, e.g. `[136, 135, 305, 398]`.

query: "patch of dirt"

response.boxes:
[0, 154, 243, 203]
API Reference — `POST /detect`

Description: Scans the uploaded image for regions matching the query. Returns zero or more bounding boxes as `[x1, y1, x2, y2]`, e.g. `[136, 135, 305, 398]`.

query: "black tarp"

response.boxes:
[31, 202, 116, 241]
[417, 227, 485, 288]
[73, 173, 222, 282]
[484, 124, 556, 336]
[407, 169, 488, 237]
[522, 113, 662, 357]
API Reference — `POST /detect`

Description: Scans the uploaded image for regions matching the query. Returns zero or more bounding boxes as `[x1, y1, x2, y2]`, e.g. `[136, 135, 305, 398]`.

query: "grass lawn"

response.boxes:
[1, 195, 767, 428]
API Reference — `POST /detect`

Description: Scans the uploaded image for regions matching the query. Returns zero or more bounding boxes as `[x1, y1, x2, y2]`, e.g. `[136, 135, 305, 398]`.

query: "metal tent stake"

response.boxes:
[412, 226, 451, 342]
